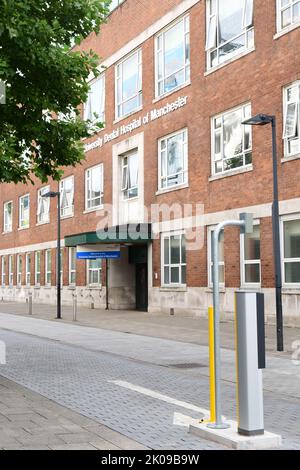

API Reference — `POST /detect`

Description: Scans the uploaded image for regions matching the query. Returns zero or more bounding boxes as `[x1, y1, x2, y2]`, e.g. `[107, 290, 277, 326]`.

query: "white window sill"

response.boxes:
[156, 183, 189, 196]
[18, 226, 29, 231]
[87, 286, 102, 290]
[44, 285, 52, 289]
[240, 285, 262, 291]
[274, 22, 300, 40]
[83, 206, 104, 215]
[160, 286, 187, 292]
[281, 153, 300, 163]
[205, 47, 255, 76]
[68, 285, 76, 290]
[282, 286, 300, 294]
[206, 286, 225, 293]
[153, 81, 191, 104]
[113, 105, 143, 125]
[36, 220, 50, 227]
[2, 230, 12, 235]
[34, 285, 41, 290]
[209, 164, 253, 182]
[61, 213, 74, 220]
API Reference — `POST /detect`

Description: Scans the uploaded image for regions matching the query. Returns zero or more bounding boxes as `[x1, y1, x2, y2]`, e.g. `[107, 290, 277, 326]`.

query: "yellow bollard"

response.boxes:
[208, 306, 216, 423]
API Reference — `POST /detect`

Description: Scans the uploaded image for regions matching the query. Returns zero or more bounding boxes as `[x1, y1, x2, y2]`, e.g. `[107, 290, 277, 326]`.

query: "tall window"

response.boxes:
[212, 103, 252, 175]
[25, 253, 31, 286]
[208, 228, 225, 287]
[45, 250, 52, 286]
[162, 233, 186, 286]
[85, 164, 104, 210]
[58, 249, 64, 286]
[37, 186, 50, 224]
[69, 247, 76, 286]
[283, 82, 300, 157]
[19, 194, 30, 228]
[241, 224, 261, 285]
[84, 76, 105, 125]
[282, 217, 300, 284]
[3, 201, 13, 233]
[1, 256, 6, 286]
[17, 255, 22, 286]
[277, 0, 300, 31]
[8, 255, 14, 286]
[121, 151, 138, 199]
[87, 259, 102, 286]
[159, 129, 188, 190]
[116, 49, 142, 119]
[35, 251, 41, 285]
[60, 176, 74, 217]
[156, 16, 190, 97]
[206, 0, 254, 69]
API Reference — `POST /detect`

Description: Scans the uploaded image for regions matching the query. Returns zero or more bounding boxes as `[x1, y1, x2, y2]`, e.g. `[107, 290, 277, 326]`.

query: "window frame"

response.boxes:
[69, 247, 76, 286]
[115, 48, 142, 120]
[37, 186, 50, 224]
[281, 214, 300, 287]
[277, 0, 300, 33]
[158, 128, 188, 191]
[207, 226, 225, 288]
[25, 253, 31, 286]
[283, 81, 300, 158]
[205, 0, 255, 70]
[60, 175, 74, 218]
[8, 254, 14, 286]
[84, 74, 105, 126]
[3, 200, 13, 233]
[161, 231, 187, 287]
[85, 164, 104, 211]
[45, 249, 52, 286]
[155, 14, 190, 99]
[1, 256, 6, 286]
[35, 251, 41, 286]
[87, 258, 102, 287]
[211, 102, 252, 176]
[121, 150, 139, 200]
[240, 221, 261, 287]
[17, 254, 22, 286]
[19, 194, 30, 229]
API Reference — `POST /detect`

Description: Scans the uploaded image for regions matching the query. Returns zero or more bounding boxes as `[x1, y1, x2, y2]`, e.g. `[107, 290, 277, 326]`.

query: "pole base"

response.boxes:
[207, 422, 231, 430]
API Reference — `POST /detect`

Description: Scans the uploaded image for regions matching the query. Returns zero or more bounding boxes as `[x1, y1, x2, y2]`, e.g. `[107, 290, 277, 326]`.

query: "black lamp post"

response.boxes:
[242, 113, 283, 352]
[43, 190, 62, 320]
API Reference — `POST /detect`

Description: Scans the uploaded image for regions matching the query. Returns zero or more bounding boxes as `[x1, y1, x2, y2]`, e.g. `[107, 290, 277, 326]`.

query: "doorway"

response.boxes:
[135, 263, 148, 311]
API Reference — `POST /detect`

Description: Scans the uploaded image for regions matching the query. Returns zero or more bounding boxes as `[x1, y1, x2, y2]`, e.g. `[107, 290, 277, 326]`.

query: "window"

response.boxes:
[1, 256, 6, 286]
[17, 255, 22, 286]
[25, 253, 31, 286]
[45, 250, 52, 286]
[3, 201, 12, 233]
[283, 82, 300, 157]
[108, 0, 124, 13]
[156, 16, 190, 97]
[116, 49, 142, 119]
[69, 247, 76, 286]
[87, 259, 102, 286]
[206, 0, 254, 69]
[241, 224, 261, 285]
[19, 194, 30, 228]
[159, 129, 188, 190]
[162, 233, 186, 286]
[277, 0, 300, 31]
[282, 217, 300, 284]
[8, 255, 14, 286]
[212, 103, 252, 175]
[208, 228, 225, 287]
[121, 151, 138, 199]
[35, 251, 41, 285]
[37, 186, 50, 224]
[58, 249, 64, 286]
[60, 176, 74, 217]
[85, 164, 104, 210]
[84, 75, 105, 125]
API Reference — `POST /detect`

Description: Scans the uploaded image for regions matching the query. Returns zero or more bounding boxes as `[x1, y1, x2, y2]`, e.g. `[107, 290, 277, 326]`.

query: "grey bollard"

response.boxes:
[28, 292, 33, 315]
[72, 292, 77, 322]
[236, 291, 266, 436]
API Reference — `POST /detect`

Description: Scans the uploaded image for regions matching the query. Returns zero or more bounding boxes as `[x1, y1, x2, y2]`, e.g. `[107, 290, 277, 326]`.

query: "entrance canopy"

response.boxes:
[65, 223, 152, 247]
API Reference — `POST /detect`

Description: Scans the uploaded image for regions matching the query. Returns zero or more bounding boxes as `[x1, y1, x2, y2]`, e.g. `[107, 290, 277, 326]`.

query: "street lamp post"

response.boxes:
[43, 190, 62, 320]
[242, 114, 284, 352]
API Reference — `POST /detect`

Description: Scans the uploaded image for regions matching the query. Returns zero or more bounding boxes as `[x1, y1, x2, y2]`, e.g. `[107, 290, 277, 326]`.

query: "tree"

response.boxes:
[0, 0, 110, 184]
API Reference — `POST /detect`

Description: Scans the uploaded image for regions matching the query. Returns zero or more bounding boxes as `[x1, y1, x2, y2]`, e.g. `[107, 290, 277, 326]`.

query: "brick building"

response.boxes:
[1, 0, 300, 325]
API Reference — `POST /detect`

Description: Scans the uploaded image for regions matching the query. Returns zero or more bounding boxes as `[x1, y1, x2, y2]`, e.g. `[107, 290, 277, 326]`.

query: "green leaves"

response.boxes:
[0, 0, 110, 184]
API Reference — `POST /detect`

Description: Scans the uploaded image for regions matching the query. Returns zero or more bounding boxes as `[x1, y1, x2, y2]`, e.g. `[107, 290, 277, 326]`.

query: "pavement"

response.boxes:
[0, 306, 299, 450]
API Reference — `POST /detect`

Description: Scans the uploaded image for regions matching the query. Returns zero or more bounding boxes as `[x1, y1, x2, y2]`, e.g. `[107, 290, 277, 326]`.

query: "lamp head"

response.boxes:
[242, 114, 274, 126]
